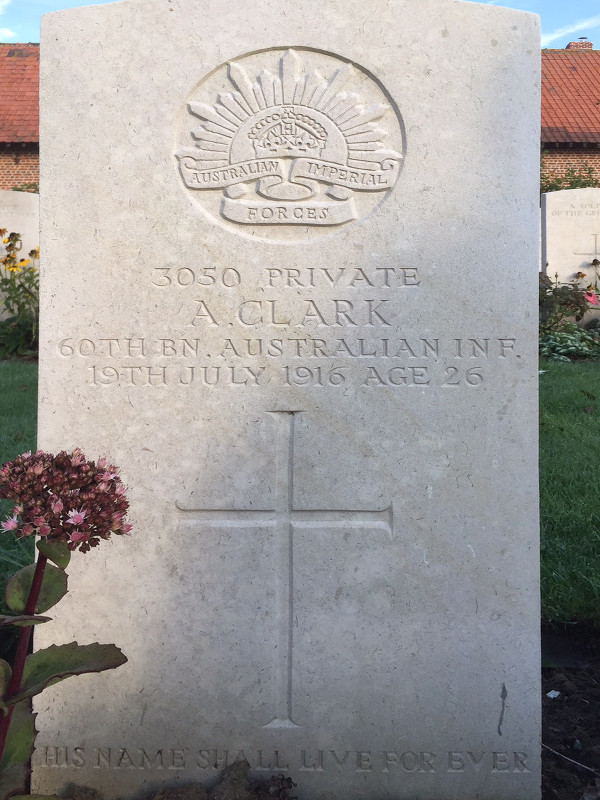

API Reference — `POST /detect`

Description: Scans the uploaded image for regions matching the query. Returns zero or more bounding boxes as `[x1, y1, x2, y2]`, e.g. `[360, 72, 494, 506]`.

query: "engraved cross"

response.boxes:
[176, 411, 393, 729]
[574, 233, 600, 255]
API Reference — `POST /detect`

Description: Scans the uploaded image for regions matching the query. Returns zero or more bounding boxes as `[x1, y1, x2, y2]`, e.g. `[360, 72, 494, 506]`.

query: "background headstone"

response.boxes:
[0, 190, 39, 257]
[541, 188, 600, 285]
[33, 1, 541, 799]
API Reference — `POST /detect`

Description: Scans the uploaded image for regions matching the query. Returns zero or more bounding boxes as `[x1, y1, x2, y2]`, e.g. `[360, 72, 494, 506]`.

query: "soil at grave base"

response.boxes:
[66, 763, 296, 800]
[542, 622, 600, 800]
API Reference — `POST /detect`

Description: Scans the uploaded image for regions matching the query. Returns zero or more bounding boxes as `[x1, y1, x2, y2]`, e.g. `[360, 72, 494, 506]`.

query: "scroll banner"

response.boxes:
[222, 197, 357, 225]
[178, 154, 400, 192]
[290, 158, 400, 191]
[178, 156, 283, 189]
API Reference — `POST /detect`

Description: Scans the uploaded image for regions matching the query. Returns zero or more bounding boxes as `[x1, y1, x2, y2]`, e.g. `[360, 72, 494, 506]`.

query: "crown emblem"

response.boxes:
[249, 108, 327, 159]
[176, 49, 404, 230]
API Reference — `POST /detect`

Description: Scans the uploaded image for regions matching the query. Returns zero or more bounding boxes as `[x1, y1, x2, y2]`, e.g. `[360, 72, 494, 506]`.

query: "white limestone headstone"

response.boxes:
[0, 190, 39, 258]
[33, 1, 541, 799]
[541, 188, 600, 286]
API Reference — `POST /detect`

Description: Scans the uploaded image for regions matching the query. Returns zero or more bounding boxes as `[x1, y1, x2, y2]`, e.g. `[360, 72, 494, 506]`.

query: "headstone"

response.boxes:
[542, 188, 600, 285]
[0, 190, 39, 258]
[33, 1, 541, 799]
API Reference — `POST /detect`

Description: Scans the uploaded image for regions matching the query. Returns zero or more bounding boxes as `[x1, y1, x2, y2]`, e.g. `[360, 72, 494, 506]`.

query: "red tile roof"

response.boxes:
[542, 49, 600, 144]
[0, 44, 38, 144]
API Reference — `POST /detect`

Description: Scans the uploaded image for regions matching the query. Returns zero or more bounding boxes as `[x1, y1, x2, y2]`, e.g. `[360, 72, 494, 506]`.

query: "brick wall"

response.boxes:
[0, 144, 39, 190]
[541, 147, 600, 184]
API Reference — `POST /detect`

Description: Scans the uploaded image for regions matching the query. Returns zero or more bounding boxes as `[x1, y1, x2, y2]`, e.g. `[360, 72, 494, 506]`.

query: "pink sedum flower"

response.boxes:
[99, 471, 117, 482]
[65, 509, 87, 526]
[50, 497, 63, 514]
[0, 449, 131, 553]
[70, 451, 85, 466]
[584, 291, 599, 306]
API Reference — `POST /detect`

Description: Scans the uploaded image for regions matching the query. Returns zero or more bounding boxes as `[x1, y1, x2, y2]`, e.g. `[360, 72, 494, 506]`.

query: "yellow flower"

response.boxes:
[17, 259, 30, 267]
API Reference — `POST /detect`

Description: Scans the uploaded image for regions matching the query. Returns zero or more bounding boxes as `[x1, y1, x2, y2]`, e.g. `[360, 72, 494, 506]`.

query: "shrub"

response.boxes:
[539, 269, 600, 360]
[0, 230, 39, 358]
[539, 272, 590, 329]
[539, 323, 600, 361]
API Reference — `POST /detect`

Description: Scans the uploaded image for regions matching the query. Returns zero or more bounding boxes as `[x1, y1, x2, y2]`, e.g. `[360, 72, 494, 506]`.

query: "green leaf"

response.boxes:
[8, 642, 127, 705]
[0, 616, 51, 628]
[36, 540, 70, 569]
[5, 564, 67, 614]
[0, 701, 37, 798]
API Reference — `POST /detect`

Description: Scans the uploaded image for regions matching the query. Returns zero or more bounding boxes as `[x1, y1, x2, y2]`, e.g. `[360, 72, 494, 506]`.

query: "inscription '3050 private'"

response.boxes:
[176, 48, 405, 235]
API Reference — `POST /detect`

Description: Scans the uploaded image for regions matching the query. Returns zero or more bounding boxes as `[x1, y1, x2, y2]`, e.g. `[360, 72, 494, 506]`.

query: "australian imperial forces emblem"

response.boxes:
[176, 48, 404, 230]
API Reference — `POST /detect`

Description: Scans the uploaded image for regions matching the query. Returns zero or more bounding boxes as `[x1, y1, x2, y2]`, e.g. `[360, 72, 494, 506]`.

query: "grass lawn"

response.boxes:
[539, 359, 600, 623]
[0, 359, 37, 610]
[0, 357, 600, 624]
[0, 359, 37, 465]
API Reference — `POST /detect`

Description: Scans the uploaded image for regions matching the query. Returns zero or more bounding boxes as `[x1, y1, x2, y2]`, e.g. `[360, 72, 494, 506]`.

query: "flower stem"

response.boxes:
[0, 553, 48, 764]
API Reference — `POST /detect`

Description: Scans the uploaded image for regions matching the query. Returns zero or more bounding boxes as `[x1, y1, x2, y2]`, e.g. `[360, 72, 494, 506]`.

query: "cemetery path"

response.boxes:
[542, 624, 600, 800]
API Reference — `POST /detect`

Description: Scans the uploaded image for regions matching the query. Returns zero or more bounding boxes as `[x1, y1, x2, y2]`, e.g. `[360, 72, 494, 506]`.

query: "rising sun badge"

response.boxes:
[176, 48, 404, 234]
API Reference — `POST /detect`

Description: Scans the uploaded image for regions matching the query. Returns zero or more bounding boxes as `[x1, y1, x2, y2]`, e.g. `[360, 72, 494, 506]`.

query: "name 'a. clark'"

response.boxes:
[188, 298, 392, 327]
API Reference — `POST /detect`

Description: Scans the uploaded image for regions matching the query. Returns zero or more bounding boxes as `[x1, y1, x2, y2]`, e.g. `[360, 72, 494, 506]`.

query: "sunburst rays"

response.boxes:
[187, 49, 397, 171]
